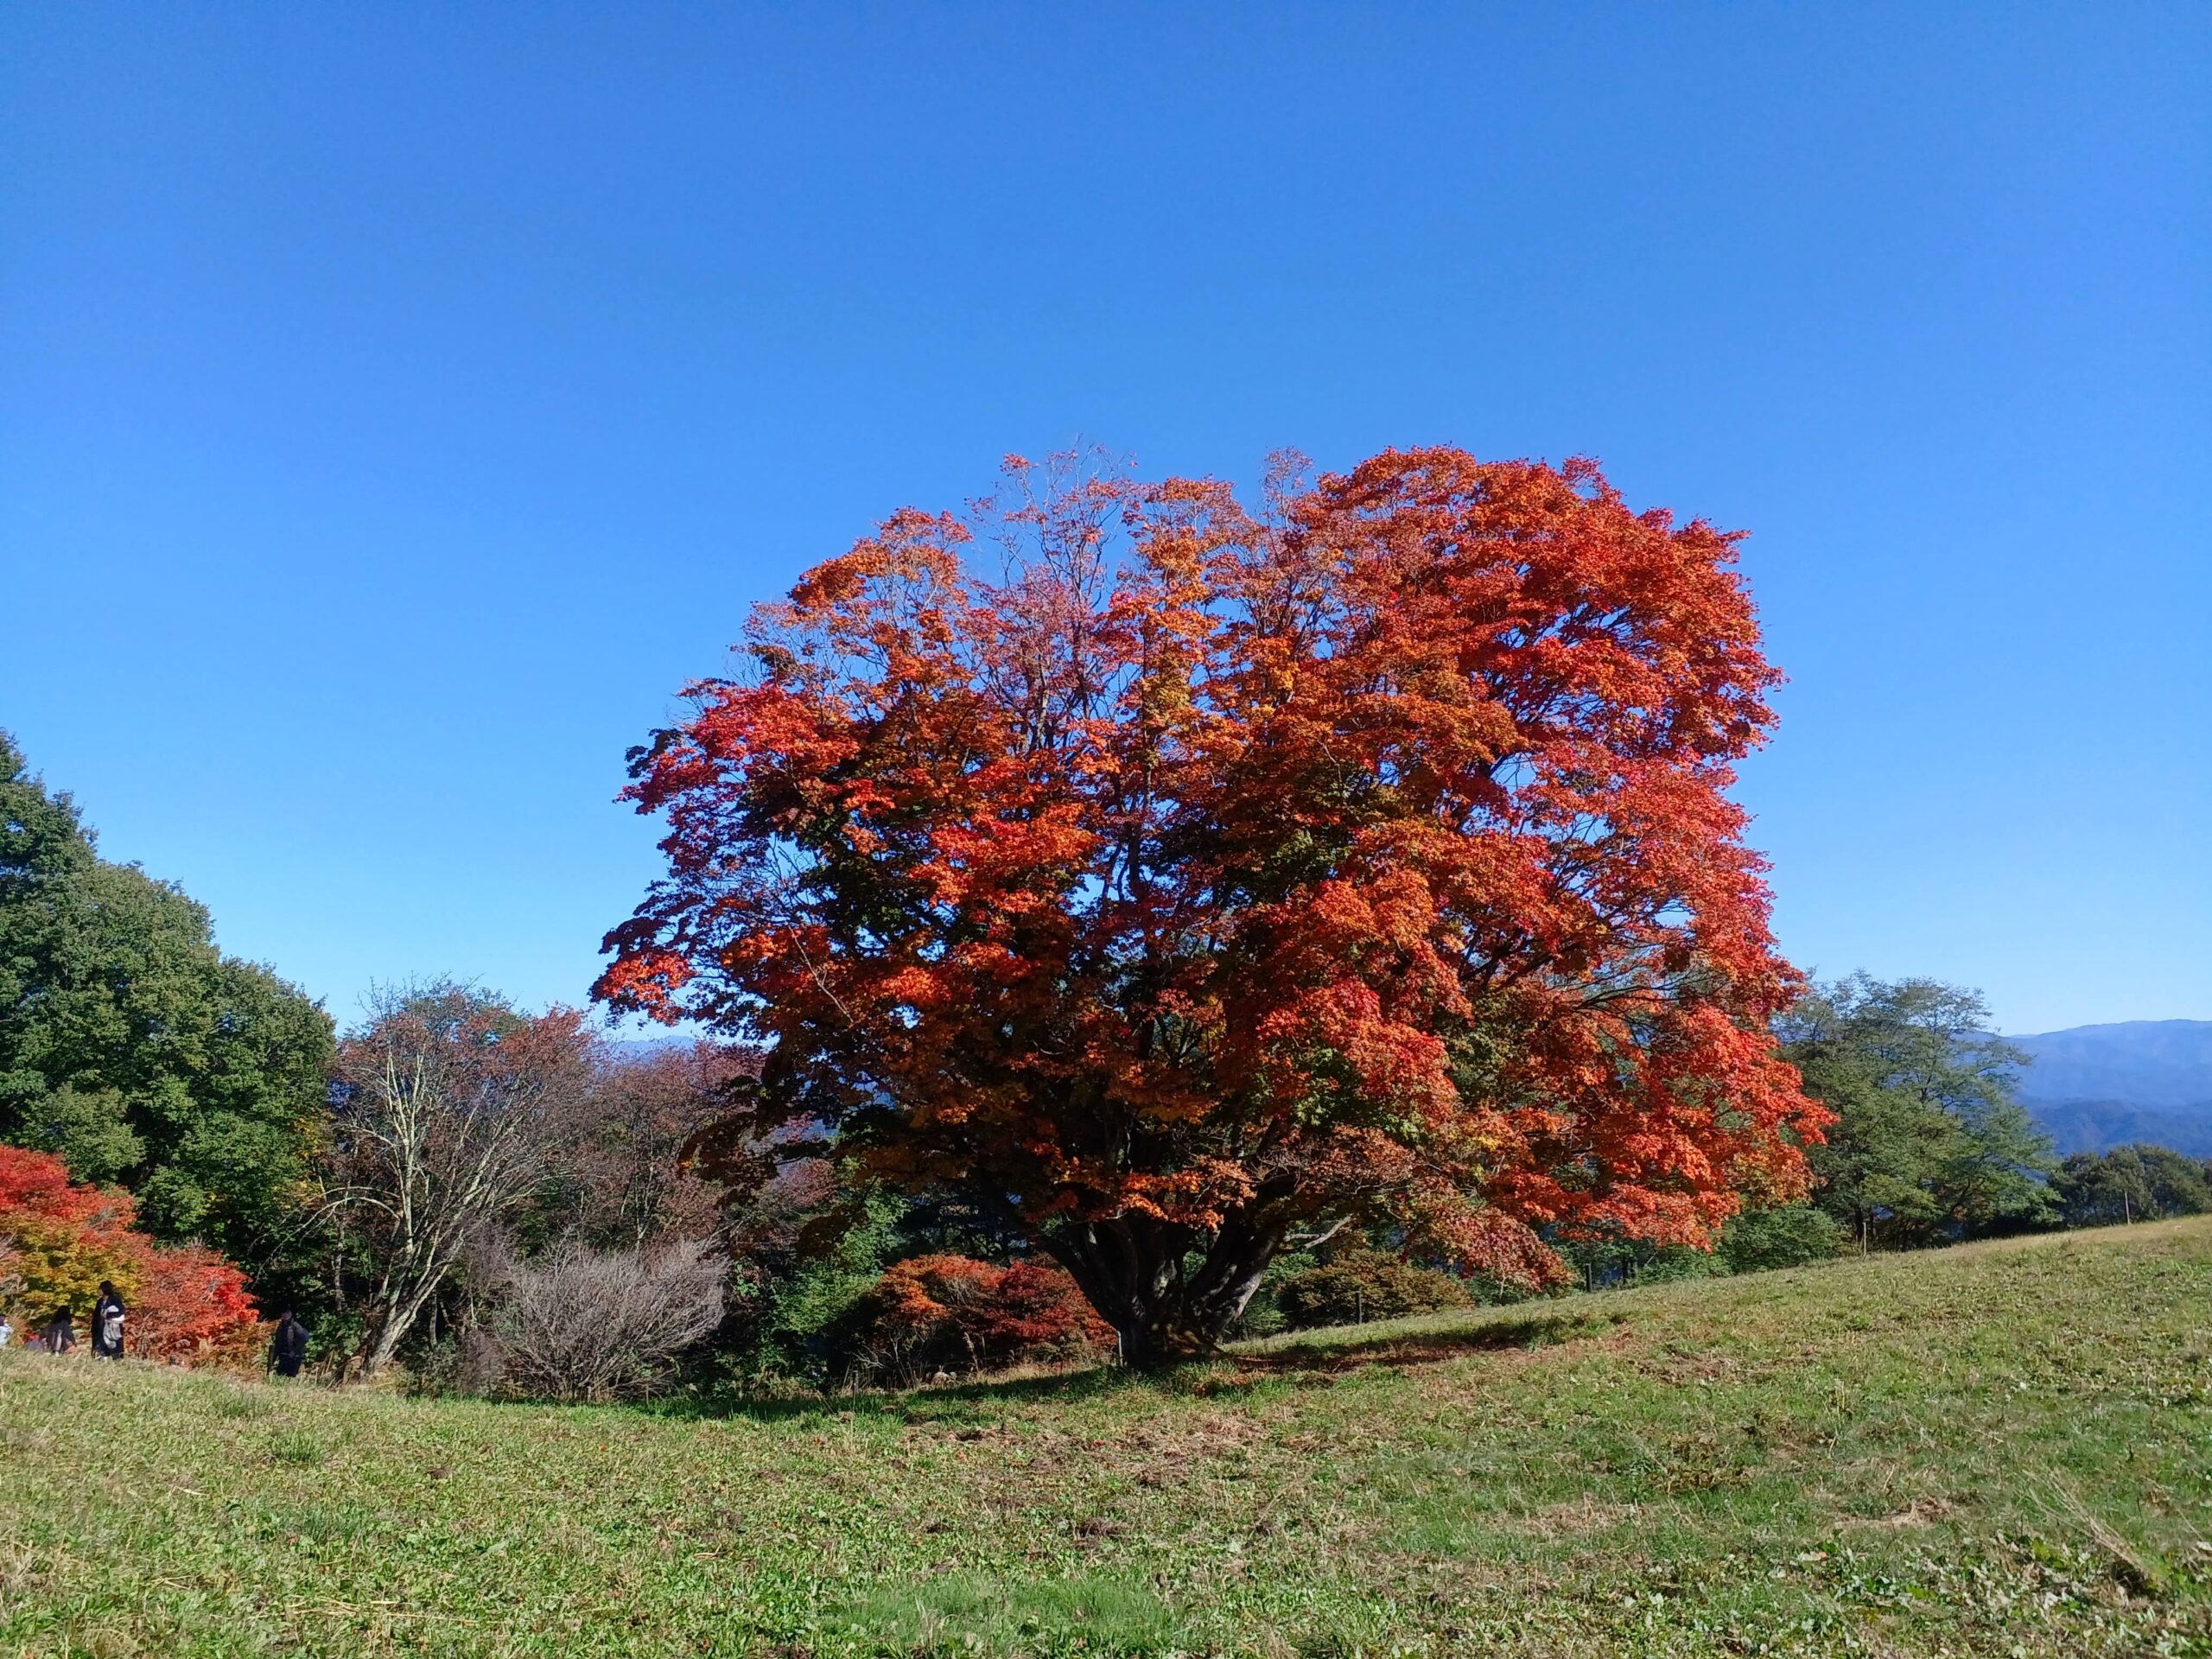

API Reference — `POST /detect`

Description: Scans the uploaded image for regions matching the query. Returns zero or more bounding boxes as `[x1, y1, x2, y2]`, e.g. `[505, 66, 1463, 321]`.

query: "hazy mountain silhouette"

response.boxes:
[2007, 1020, 2212, 1154]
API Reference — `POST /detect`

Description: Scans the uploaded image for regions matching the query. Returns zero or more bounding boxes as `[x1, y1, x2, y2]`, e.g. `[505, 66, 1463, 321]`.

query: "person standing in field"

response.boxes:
[268, 1311, 309, 1378]
[92, 1281, 126, 1360]
[41, 1307, 73, 1354]
[0, 1313, 13, 1349]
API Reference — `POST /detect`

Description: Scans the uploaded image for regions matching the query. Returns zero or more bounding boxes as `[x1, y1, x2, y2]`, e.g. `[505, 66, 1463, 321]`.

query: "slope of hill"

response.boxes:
[4, 1223, 2210, 1656]
[2012, 1019, 2212, 1153]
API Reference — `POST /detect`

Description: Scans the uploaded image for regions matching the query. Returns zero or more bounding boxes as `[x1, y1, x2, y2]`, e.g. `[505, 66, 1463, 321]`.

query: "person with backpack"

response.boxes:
[267, 1311, 309, 1379]
[41, 1307, 74, 1354]
[92, 1282, 126, 1360]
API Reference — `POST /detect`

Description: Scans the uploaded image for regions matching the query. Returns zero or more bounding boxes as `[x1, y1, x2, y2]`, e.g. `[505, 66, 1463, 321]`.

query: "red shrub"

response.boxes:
[0, 1145, 260, 1363]
[131, 1243, 266, 1365]
[855, 1254, 1115, 1380]
[0, 1141, 126, 1227]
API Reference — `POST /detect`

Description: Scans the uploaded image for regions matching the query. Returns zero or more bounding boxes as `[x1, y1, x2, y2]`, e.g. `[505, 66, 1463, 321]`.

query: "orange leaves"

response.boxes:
[1402, 1186, 1572, 1292]
[0, 1142, 125, 1230]
[592, 950, 692, 1020]
[131, 1243, 264, 1363]
[0, 1144, 260, 1362]
[598, 446, 1821, 1276]
[855, 1254, 1115, 1376]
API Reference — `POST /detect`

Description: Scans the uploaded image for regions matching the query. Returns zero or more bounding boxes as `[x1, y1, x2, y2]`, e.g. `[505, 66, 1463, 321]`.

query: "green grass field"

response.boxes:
[4, 1219, 2210, 1657]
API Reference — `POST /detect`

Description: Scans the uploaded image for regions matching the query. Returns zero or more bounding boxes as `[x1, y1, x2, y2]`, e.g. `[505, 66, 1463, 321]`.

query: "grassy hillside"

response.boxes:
[5, 1222, 2211, 1658]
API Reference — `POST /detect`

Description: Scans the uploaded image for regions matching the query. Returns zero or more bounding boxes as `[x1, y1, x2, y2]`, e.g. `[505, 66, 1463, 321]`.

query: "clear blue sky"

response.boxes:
[3, 4, 2205, 1037]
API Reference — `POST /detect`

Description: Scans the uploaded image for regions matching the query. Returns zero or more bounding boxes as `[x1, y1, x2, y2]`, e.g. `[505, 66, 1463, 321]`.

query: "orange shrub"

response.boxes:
[131, 1243, 266, 1365]
[0, 1144, 261, 1363]
[852, 1254, 1115, 1381]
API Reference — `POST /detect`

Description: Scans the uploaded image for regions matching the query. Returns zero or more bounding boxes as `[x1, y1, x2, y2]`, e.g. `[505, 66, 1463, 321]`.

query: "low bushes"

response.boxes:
[844, 1254, 1116, 1383]
[1274, 1249, 1471, 1330]
[1718, 1205, 1846, 1273]
[129, 1243, 264, 1362]
[486, 1237, 726, 1403]
[0, 1144, 260, 1363]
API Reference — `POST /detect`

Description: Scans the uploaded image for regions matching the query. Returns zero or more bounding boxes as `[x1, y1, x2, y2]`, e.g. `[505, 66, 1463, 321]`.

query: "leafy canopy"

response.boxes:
[600, 448, 1824, 1357]
[0, 734, 334, 1263]
[2055, 1143, 2212, 1230]
[1779, 974, 2059, 1247]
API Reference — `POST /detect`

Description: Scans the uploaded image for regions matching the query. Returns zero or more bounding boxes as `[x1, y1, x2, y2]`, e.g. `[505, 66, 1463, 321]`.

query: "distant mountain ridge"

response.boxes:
[2005, 1020, 2212, 1155]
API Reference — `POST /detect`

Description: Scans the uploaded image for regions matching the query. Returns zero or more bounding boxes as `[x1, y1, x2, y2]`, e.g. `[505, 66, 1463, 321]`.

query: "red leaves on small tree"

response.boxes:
[598, 448, 1827, 1362]
[130, 1243, 264, 1361]
[853, 1254, 1116, 1380]
[0, 1143, 260, 1362]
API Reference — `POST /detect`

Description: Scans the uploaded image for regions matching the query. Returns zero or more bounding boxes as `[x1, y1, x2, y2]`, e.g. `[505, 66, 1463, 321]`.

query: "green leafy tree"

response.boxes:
[741, 1186, 906, 1387]
[1716, 1205, 1844, 1273]
[0, 733, 334, 1274]
[1778, 976, 2058, 1249]
[2054, 1145, 2212, 1229]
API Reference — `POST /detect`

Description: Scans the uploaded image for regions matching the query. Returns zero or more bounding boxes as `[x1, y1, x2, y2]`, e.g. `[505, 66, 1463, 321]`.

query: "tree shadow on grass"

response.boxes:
[638, 1306, 1611, 1427]
[638, 1356, 1139, 1427]
[1226, 1306, 1609, 1377]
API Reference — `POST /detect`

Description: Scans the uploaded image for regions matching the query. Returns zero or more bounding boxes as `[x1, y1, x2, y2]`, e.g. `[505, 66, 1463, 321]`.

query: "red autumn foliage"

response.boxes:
[0, 1144, 261, 1363]
[0, 1141, 118, 1226]
[853, 1254, 1116, 1379]
[599, 447, 1828, 1362]
[129, 1243, 265, 1363]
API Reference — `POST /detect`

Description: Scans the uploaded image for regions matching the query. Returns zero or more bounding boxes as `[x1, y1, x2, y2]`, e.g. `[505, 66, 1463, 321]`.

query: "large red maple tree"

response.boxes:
[598, 448, 1826, 1363]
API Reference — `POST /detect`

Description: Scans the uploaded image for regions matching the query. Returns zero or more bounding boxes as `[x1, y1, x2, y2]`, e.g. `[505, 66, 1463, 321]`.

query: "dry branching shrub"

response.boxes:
[490, 1238, 723, 1402]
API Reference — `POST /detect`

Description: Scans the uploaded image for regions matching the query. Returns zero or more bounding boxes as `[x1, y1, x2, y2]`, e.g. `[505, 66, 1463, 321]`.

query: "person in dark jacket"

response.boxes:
[268, 1312, 309, 1378]
[41, 1308, 74, 1354]
[91, 1281, 126, 1360]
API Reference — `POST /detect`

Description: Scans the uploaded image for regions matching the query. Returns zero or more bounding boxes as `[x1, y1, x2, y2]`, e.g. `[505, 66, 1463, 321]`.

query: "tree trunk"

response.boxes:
[359, 1255, 447, 1376]
[1045, 1206, 1287, 1369]
[363, 1310, 411, 1377]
